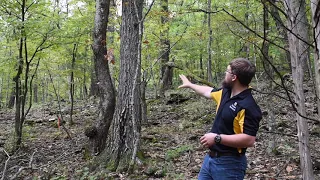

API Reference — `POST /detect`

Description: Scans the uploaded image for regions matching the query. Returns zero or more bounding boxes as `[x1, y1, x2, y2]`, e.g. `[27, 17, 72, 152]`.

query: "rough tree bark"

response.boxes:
[284, 0, 314, 179]
[103, 0, 143, 172]
[311, 0, 320, 117]
[87, 0, 115, 155]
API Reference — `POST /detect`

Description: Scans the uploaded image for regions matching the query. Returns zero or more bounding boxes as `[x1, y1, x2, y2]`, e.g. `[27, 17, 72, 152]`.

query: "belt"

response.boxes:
[208, 150, 244, 158]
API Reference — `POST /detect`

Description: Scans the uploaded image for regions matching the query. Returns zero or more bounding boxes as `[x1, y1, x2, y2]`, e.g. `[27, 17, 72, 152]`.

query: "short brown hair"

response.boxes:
[229, 58, 256, 86]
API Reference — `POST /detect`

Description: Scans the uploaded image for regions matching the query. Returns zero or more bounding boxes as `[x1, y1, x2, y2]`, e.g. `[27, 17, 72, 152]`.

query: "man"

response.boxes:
[179, 58, 262, 180]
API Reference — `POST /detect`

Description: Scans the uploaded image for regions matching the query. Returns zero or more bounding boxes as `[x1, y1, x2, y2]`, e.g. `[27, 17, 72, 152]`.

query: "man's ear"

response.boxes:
[231, 74, 237, 82]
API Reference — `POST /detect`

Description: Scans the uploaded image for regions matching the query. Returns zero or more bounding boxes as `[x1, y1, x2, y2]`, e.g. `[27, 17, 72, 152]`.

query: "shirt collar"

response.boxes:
[224, 87, 251, 100]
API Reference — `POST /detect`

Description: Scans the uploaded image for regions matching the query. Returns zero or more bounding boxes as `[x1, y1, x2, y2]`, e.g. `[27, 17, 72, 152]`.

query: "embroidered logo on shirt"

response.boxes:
[229, 102, 237, 111]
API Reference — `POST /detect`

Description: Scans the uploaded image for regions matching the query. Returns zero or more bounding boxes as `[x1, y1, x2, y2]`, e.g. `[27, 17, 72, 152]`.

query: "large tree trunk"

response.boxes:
[285, 0, 314, 179]
[159, 0, 171, 97]
[88, 0, 115, 155]
[103, 0, 143, 172]
[311, 0, 320, 117]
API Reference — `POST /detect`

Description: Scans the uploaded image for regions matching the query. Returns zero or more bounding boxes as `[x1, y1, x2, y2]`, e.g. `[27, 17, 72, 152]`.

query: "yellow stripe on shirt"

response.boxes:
[233, 109, 245, 153]
[210, 89, 223, 112]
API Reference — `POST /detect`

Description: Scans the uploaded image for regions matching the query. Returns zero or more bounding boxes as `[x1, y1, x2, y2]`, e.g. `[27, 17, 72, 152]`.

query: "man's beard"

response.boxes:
[222, 79, 233, 89]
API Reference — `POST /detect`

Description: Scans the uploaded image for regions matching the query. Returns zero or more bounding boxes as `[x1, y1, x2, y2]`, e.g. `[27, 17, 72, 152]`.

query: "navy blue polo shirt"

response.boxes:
[209, 87, 262, 154]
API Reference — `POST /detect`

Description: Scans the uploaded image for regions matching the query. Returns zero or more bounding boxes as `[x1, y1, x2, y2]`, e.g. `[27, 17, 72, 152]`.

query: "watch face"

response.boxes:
[215, 135, 221, 144]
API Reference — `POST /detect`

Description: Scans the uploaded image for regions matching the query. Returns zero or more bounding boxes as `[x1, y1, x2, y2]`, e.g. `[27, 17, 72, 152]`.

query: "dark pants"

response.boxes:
[198, 154, 247, 180]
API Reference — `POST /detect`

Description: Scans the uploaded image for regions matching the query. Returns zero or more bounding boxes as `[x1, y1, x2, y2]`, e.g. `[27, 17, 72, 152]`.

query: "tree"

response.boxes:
[0, 0, 55, 149]
[207, 0, 213, 83]
[261, 1, 277, 155]
[87, 0, 115, 154]
[159, 0, 172, 97]
[268, 0, 291, 69]
[103, 0, 144, 172]
[69, 43, 77, 125]
[284, 0, 314, 178]
[311, 0, 320, 117]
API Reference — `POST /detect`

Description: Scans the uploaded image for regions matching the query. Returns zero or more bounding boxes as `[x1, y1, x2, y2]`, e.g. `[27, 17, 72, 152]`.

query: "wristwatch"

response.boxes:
[214, 134, 222, 144]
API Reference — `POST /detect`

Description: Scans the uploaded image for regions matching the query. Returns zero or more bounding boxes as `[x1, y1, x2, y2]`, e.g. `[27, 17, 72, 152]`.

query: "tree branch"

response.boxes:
[9, 151, 36, 180]
[222, 8, 314, 49]
[1, 149, 10, 180]
[266, 0, 288, 18]
[140, 0, 155, 23]
[182, 8, 222, 14]
[145, 25, 188, 83]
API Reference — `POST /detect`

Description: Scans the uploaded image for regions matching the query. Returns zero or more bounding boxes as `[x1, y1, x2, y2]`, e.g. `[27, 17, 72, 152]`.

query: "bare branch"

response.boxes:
[182, 8, 222, 14]
[1, 149, 10, 180]
[258, 44, 320, 123]
[222, 8, 314, 49]
[266, 0, 288, 18]
[15, 0, 21, 6]
[141, 0, 155, 23]
[8, 151, 36, 180]
[227, 22, 319, 123]
[25, 1, 35, 13]
[144, 25, 188, 83]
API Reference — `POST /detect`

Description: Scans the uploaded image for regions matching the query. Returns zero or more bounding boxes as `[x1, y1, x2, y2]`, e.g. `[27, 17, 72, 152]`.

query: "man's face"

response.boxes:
[222, 65, 235, 89]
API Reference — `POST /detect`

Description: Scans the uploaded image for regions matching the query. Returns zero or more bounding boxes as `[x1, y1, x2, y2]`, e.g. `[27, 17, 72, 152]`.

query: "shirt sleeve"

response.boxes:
[242, 106, 262, 136]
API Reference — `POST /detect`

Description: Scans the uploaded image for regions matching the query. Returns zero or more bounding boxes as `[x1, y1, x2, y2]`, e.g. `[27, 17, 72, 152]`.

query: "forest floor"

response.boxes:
[1, 83, 320, 180]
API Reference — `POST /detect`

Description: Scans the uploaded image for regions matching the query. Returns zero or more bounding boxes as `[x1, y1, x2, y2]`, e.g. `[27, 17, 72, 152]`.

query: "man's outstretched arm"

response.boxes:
[178, 74, 213, 99]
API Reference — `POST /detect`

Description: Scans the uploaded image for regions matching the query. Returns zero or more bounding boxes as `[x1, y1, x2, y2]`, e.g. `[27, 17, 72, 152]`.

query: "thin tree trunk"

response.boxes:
[141, 72, 147, 123]
[243, 0, 250, 59]
[6, 74, 10, 107]
[159, 0, 171, 97]
[13, 0, 26, 148]
[69, 44, 77, 125]
[311, 0, 320, 117]
[207, 0, 213, 83]
[33, 83, 38, 103]
[82, 46, 89, 100]
[261, 2, 276, 155]
[285, 0, 314, 179]
[8, 88, 15, 109]
[269, 0, 291, 69]
[199, 53, 204, 79]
